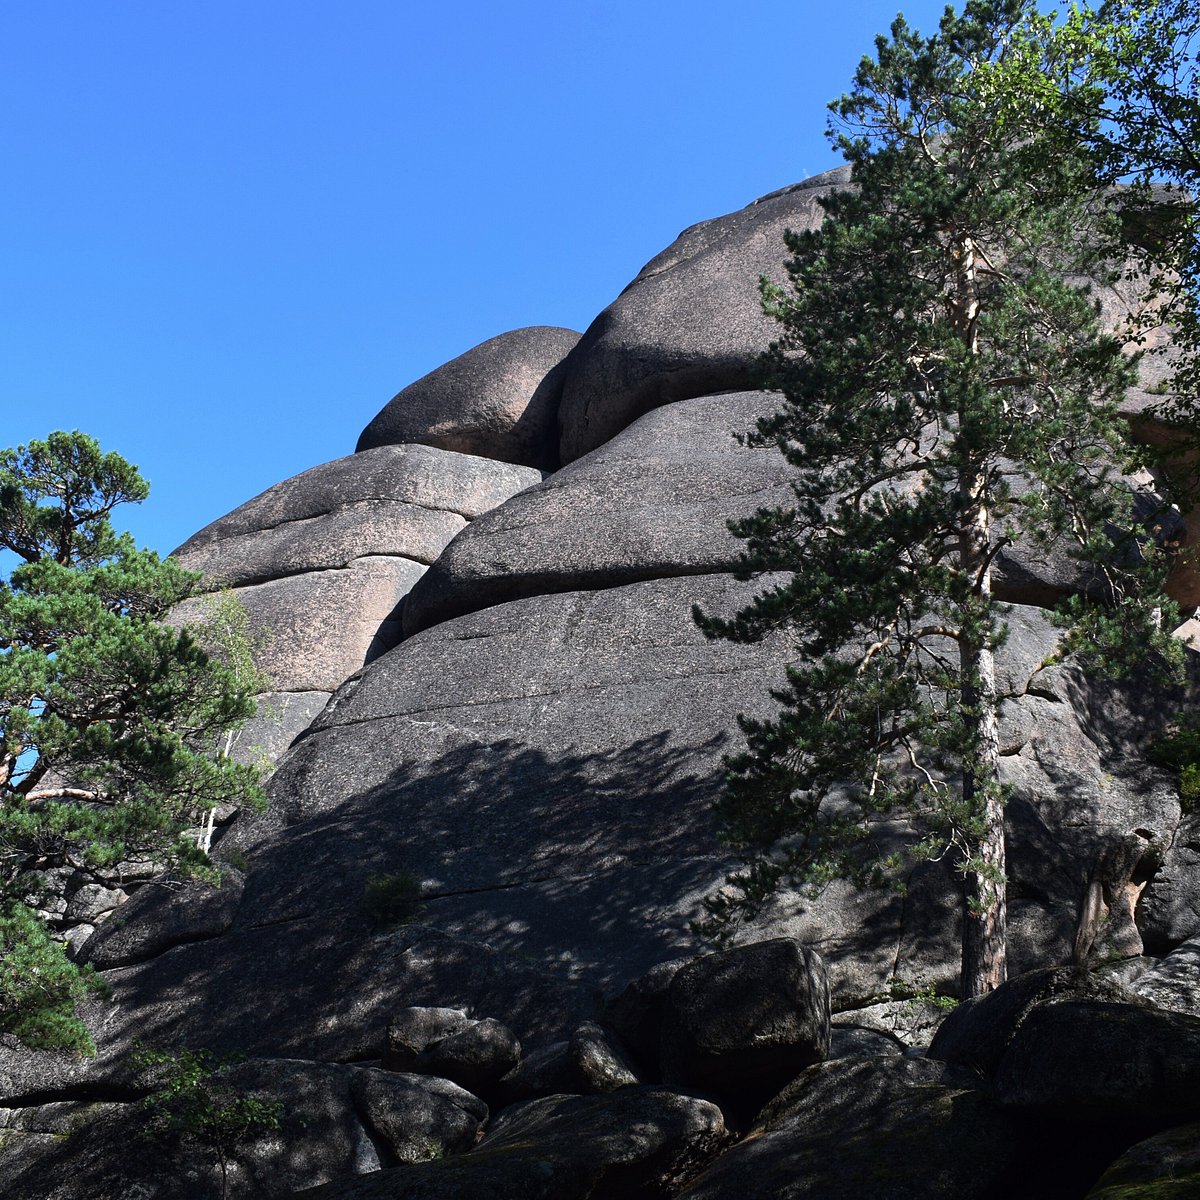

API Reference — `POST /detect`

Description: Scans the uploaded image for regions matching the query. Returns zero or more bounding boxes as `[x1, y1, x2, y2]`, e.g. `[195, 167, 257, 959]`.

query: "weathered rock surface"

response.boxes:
[382, 1007, 474, 1071]
[660, 938, 830, 1115]
[2, 588, 1173, 1110]
[357, 327, 580, 469]
[2, 1058, 481, 1200]
[412, 1017, 521, 1097]
[495, 1022, 639, 1104]
[1139, 812, 1200, 952]
[177, 444, 541, 552]
[992, 999, 1200, 1131]
[556, 170, 850, 462]
[1130, 939, 1200, 1016]
[78, 868, 245, 971]
[172, 556, 422, 694]
[403, 390, 798, 636]
[598, 958, 683, 1073]
[348, 1069, 487, 1164]
[171, 444, 540, 708]
[929, 966, 1137, 1076]
[227, 690, 333, 767]
[1085, 1120, 1200, 1198]
[678, 1058, 1026, 1200]
[299, 1087, 726, 1200]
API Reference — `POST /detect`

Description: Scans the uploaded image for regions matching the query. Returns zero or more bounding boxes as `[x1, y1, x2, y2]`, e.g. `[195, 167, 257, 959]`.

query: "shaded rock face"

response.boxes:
[1085, 1120, 1200, 1198]
[356, 326, 581, 469]
[660, 938, 831, 1120]
[679, 1058, 1027, 1200]
[299, 1088, 726, 1200]
[0, 1058, 487, 1200]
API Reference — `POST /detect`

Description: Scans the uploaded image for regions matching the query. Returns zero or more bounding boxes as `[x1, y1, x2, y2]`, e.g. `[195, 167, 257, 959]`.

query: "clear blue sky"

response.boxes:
[2, 1, 952, 556]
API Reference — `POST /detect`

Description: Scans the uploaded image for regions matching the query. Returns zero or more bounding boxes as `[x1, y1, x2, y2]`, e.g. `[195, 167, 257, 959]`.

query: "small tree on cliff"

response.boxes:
[0, 431, 266, 1051]
[696, 0, 1192, 998]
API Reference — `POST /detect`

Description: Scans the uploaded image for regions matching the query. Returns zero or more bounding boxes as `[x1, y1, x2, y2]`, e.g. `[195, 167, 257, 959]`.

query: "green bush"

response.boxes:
[363, 871, 423, 927]
[1147, 719, 1200, 814]
[134, 1045, 282, 1200]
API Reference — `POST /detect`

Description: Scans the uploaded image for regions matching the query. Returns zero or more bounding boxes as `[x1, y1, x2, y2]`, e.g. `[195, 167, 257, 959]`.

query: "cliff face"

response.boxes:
[3, 173, 1199, 1200]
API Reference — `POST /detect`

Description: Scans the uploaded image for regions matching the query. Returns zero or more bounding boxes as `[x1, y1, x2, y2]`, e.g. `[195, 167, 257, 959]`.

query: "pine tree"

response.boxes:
[695, 0, 1192, 998]
[0, 431, 266, 1051]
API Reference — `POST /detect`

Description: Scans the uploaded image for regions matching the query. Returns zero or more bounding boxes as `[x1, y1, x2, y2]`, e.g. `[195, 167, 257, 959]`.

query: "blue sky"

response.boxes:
[2, 1, 952, 556]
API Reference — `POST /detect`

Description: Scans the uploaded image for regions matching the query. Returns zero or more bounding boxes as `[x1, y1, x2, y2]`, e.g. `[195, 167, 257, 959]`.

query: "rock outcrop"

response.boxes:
[356, 326, 580, 469]
[4, 169, 1198, 1200]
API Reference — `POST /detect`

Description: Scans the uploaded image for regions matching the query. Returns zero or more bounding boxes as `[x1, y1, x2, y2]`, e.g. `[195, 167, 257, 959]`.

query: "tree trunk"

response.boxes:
[953, 231, 1007, 999]
[958, 478, 1008, 999]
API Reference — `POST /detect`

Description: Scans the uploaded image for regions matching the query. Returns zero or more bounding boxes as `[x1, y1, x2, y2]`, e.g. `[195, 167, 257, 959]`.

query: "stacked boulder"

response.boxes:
[2, 171, 1199, 1199]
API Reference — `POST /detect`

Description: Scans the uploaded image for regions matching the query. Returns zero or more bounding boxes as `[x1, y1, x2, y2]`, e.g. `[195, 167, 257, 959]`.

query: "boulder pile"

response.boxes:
[2, 172, 1198, 1199]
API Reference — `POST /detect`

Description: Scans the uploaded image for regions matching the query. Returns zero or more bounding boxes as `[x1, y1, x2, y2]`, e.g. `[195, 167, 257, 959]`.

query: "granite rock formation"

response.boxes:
[3, 171, 1199, 1200]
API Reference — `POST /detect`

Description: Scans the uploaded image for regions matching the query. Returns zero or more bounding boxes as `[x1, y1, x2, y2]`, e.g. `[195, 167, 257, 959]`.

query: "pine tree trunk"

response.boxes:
[954, 233, 1007, 999]
[958, 480, 1008, 999]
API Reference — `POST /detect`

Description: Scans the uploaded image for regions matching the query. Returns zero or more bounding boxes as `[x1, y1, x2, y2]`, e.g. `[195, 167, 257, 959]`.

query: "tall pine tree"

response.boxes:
[696, 0, 1192, 997]
[0, 431, 266, 1051]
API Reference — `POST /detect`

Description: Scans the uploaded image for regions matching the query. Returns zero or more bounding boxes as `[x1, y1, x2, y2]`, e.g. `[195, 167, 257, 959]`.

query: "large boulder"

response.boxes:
[1, 1058, 485, 1200]
[660, 938, 830, 1118]
[356, 327, 580, 469]
[678, 1058, 1027, 1200]
[78, 868, 245, 970]
[1085, 1120, 1200, 1198]
[403, 390, 797, 636]
[928, 966, 1138, 1076]
[992, 999, 1200, 1132]
[557, 169, 850, 462]
[297, 1088, 726, 1200]
[405, 388, 1181, 640]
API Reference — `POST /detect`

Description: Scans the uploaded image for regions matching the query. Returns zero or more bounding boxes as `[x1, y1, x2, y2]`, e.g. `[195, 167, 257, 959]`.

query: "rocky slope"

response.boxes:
[3, 172, 1199, 1200]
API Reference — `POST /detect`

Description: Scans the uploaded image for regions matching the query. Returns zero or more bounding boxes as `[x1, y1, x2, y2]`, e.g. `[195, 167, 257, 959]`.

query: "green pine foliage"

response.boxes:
[0, 431, 267, 1052]
[695, 0, 1195, 995]
[0, 900, 108, 1054]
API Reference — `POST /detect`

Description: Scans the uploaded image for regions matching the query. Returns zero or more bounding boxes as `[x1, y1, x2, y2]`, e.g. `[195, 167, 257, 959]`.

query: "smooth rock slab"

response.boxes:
[177, 444, 541, 549]
[297, 1087, 726, 1200]
[226, 690, 332, 768]
[177, 499, 464, 589]
[173, 556, 422, 694]
[403, 391, 797, 636]
[357, 327, 580, 469]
